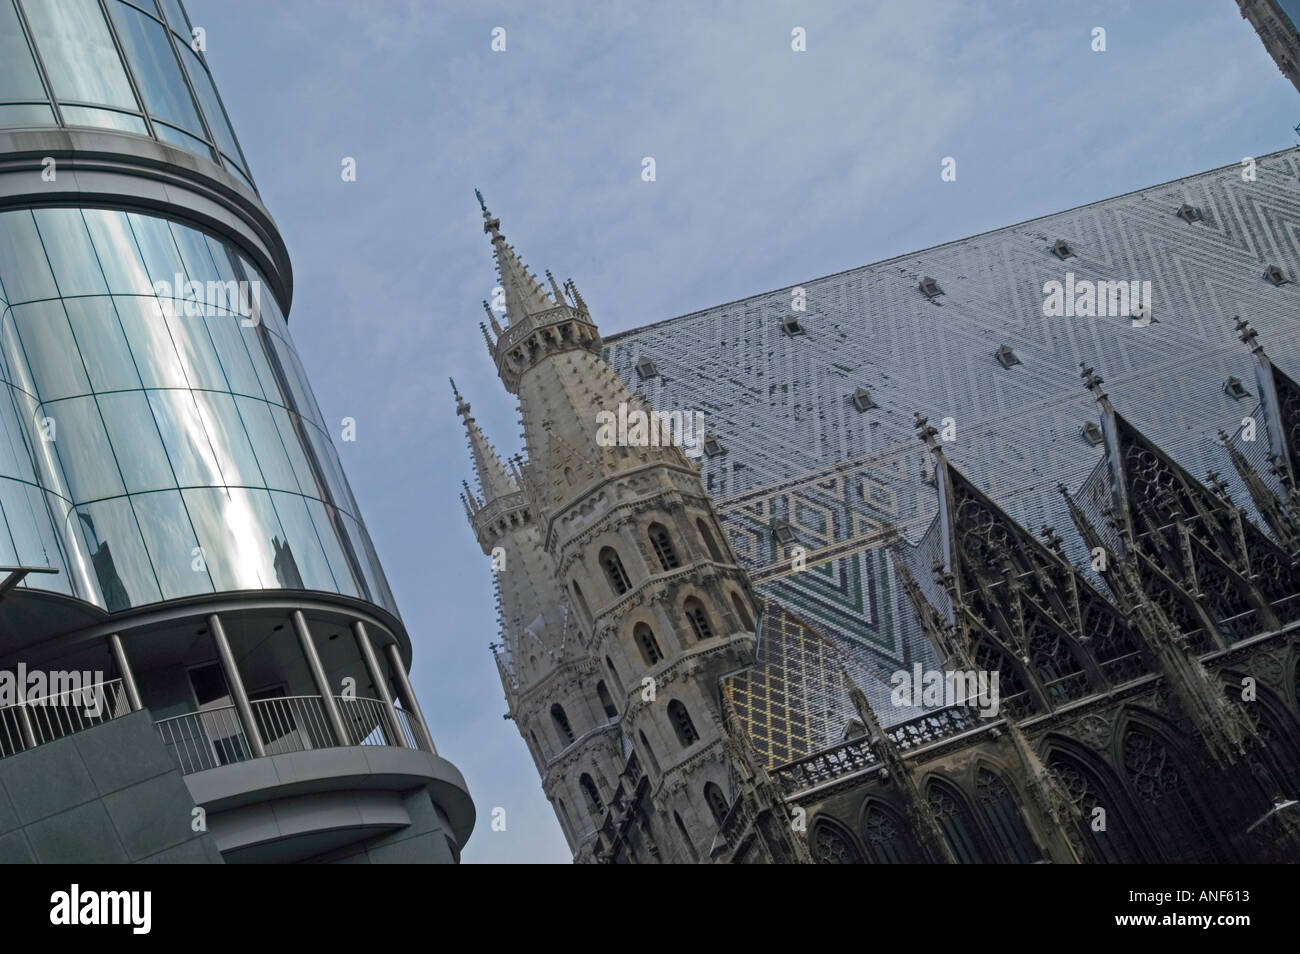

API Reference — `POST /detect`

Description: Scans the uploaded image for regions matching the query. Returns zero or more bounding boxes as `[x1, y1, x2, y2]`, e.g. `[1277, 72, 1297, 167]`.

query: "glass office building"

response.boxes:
[0, 0, 472, 864]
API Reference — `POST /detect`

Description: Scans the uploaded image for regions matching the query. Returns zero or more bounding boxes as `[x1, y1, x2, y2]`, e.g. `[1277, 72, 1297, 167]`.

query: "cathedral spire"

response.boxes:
[453, 378, 518, 503]
[476, 191, 560, 325]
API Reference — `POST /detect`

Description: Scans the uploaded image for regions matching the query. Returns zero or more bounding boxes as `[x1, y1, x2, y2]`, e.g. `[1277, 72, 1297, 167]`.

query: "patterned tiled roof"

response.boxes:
[606, 148, 1300, 762]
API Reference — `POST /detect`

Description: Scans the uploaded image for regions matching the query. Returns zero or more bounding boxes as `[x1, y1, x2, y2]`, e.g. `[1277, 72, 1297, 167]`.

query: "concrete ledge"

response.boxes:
[183, 745, 475, 851]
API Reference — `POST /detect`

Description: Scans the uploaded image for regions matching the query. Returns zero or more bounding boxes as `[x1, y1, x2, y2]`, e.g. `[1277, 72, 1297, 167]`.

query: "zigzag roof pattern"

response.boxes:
[606, 147, 1300, 752]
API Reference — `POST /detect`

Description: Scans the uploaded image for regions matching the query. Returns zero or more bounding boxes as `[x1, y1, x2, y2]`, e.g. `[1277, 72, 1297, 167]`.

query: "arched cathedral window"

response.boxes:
[600, 546, 631, 596]
[639, 730, 661, 776]
[596, 681, 618, 722]
[1121, 724, 1226, 863]
[634, 622, 663, 666]
[649, 523, 680, 571]
[604, 656, 624, 699]
[731, 592, 755, 631]
[975, 768, 1040, 863]
[551, 703, 575, 746]
[704, 782, 729, 825]
[667, 700, 699, 747]
[812, 819, 864, 864]
[927, 779, 993, 863]
[697, 519, 723, 561]
[861, 801, 921, 863]
[1047, 748, 1148, 863]
[580, 773, 603, 814]
[684, 597, 715, 641]
[572, 580, 593, 629]
[674, 812, 699, 862]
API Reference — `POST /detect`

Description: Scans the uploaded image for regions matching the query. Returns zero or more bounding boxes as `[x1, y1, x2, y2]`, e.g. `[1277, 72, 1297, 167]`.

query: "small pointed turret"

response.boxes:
[477, 191, 559, 325]
[453, 378, 518, 503]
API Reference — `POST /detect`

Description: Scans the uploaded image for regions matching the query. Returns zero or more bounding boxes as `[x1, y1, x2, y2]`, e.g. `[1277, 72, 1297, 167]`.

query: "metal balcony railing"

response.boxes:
[0, 678, 130, 760]
[155, 692, 427, 776]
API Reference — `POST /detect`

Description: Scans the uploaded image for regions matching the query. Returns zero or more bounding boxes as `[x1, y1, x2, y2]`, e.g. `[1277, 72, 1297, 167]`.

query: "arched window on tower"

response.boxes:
[529, 731, 542, 760]
[927, 779, 993, 863]
[648, 523, 680, 571]
[731, 592, 755, 631]
[556, 796, 573, 832]
[704, 782, 730, 825]
[596, 681, 618, 722]
[638, 729, 661, 775]
[599, 547, 631, 596]
[1047, 747, 1148, 863]
[974, 767, 1040, 863]
[551, 703, 575, 746]
[580, 773, 603, 814]
[572, 580, 593, 629]
[604, 655, 624, 699]
[697, 518, 723, 561]
[667, 700, 699, 747]
[634, 622, 663, 666]
[684, 597, 715, 642]
[811, 818, 865, 864]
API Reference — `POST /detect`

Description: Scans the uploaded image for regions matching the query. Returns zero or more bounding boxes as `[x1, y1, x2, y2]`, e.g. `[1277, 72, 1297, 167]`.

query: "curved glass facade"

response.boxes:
[0, 207, 397, 617]
[0, 0, 255, 191]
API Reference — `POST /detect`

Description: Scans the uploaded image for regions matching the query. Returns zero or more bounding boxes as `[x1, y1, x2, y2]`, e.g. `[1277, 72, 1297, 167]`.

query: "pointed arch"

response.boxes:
[973, 765, 1041, 863]
[638, 729, 661, 776]
[1044, 737, 1152, 863]
[571, 580, 593, 629]
[811, 816, 865, 864]
[579, 773, 603, 814]
[697, 518, 723, 561]
[667, 699, 700, 747]
[648, 522, 680, 571]
[1117, 716, 1230, 863]
[1221, 678, 1300, 799]
[633, 622, 663, 666]
[674, 811, 699, 862]
[704, 782, 729, 825]
[926, 777, 994, 863]
[550, 703, 575, 746]
[859, 799, 922, 864]
[599, 546, 631, 596]
[683, 596, 715, 641]
[596, 681, 618, 722]
[971, 636, 1039, 716]
[604, 655, 625, 700]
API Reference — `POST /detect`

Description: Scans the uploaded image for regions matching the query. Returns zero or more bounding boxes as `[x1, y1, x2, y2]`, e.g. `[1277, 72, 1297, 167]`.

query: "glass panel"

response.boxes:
[125, 210, 184, 287]
[241, 324, 281, 401]
[147, 388, 221, 486]
[0, 210, 58, 304]
[42, 396, 125, 500]
[182, 486, 282, 589]
[10, 301, 91, 402]
[207, 315, 262, 397]
[0, 478, 44, 568]
[271, 406, 317, 495]
[235, 397, 297, 491]
[98, 390, 173, 492]
[0, 104, 56, 129]
[0, 386, 36, 482]
[152, 119, 215, 159]
[32, 208, 108, 297]
[158, 0, 187, 34]
[113, 295, 187, 388]
[0, 0, 45, 99]
[61, 298, 139, 392]
[305, 423, 358, 516]
[107, 0, 203, 134]
[222, 157, 257, 194]
[192, 390, 261, 487]
[161, 302, 228, 390]
[36, 489, 76, 596]
[73, 496, 160, 609]
[23, 0, 137, 109]
[60, 104, 148, 134]
[178, 43, 241, 161]
[83, 209, 154, 295]
[267, 491, 335, 592]
[0, 312, 38, 397]
[304, 497, 358, 598]
[131, 489, 210, 597]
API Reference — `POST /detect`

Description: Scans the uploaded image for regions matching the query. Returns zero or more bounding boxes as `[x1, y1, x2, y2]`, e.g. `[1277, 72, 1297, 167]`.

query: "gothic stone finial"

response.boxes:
[1080, 363, 1106, 399]
[1234, 316, 1262, 355]
[913, 413, 940, 451]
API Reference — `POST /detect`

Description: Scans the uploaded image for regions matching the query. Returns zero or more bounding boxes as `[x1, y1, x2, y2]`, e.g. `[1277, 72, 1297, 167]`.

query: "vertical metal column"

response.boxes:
[209, 614, 264, 758]
[353, 621, 408, 748]
[385, 642, 436, 754]
[291, 610, 349, 747]
[108, 633, 142, 711]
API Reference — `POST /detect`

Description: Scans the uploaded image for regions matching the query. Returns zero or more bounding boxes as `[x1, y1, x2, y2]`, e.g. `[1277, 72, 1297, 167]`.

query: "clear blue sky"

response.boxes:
[192, 0, 1299, 862]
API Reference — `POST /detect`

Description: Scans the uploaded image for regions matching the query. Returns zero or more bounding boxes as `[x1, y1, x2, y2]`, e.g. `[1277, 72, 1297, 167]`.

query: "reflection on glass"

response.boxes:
[60, 105, 149, 134]
[131, 490, 209, 598]
[107, 0, 203, 135]
[33, 208, 109, 298]
[0, 0, 45, 100]
[22, 0, 137, 109]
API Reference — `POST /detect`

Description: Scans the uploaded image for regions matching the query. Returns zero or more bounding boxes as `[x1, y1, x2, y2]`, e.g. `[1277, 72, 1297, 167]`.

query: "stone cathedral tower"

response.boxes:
[459, 196, 805, 862]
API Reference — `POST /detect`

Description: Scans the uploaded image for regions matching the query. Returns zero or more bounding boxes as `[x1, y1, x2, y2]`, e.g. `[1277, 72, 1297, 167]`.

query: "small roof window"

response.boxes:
[703, 435, 726, 458]
[1224, 377, 1250, 400]
[1176, 203, 1203, 223]
[772, 520, 797, 546]
[851, 387, 875, 412]
[782, 314, 805, 337]
[635, 356, 658, 379]
[919, 276, 944, 298]
[1264, 264, 1289, 286]
[1081, 421, 1104, 446]
[1051, 239, 1074, 260]
[995, 345, 1020, 368]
